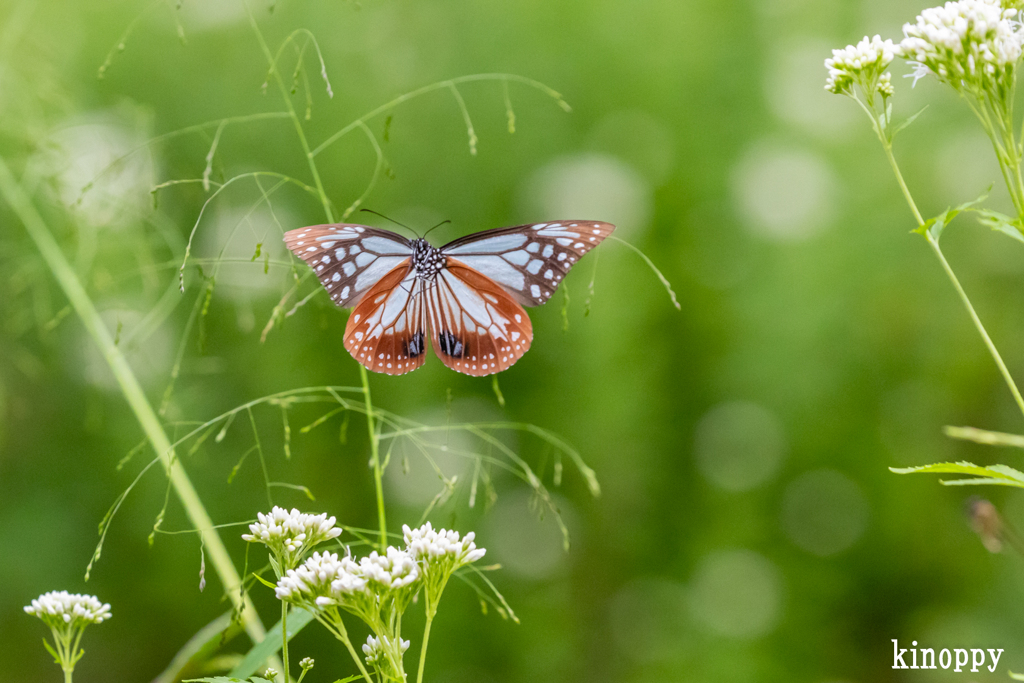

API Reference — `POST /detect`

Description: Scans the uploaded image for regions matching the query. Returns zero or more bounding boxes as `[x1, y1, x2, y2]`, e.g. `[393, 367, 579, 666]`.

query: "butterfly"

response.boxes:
[283, 220, 615, 376]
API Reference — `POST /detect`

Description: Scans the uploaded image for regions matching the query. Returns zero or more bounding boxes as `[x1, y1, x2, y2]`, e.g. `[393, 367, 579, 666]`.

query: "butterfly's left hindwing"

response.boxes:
[343, 260, 429, 375]
[284, 224, 412, 308]
[441, 220, 615, 307]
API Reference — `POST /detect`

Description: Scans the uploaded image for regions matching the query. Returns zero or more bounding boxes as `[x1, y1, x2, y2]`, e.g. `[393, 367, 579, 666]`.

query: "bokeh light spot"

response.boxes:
[694, 401, 787, 491]
[781, 469, 869, 556]
[522, 153, 652, 237]
[483, 490, 572, 580]
[609, 578, 690, 663]
[688, 548, 783, 639]
[732, 143, 837, 241]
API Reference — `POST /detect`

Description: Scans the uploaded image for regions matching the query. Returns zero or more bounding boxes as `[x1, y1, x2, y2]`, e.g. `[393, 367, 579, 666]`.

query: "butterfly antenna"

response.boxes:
[360, 209, 418, 237]
[422, 219, 451, 240]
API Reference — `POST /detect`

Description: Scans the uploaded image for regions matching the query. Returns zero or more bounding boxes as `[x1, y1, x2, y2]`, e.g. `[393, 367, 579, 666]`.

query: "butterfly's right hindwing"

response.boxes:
[425, 261, 533, 376]
[284, 224, 413, 308]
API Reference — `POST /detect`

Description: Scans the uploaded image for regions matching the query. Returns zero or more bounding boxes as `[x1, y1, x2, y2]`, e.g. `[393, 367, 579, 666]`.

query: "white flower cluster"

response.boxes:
[403, 522, 487, 567]
[901, 0, 1024, 89]
[24, 591, 112, 628]
[275, 551, 367, 605]
[362, 634, 410, 665]
[242, 507, 341, 569]
[825, 34, 901, 94]
[359, 547, 420, 590]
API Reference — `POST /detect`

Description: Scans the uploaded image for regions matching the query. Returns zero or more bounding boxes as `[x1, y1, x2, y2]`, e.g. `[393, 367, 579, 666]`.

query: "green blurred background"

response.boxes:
[4, 0, 1024, 681]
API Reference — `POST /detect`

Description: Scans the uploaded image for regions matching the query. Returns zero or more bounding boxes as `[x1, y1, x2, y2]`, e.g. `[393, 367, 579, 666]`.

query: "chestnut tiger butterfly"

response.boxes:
[283, 220, 615, 376]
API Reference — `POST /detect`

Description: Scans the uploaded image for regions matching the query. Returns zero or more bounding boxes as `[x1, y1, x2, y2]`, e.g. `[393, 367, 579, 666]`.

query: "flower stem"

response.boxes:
[876, 132, 1024, 420]
[0, 160, 270, 645]
[360, 365, 388, 550]
[415, 613, 434, 683]
[281, 603, 290, 682]
[924, 232, 1024, 418]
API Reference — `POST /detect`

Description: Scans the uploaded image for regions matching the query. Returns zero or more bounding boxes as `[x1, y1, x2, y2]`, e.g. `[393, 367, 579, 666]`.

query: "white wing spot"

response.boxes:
[321, 255, 331, 264]
[527, 242, 540, 253]
[343, 262, 357, 277]
[575, 242, 584, 248]
[306, 247, 317, 252]
[557, 253, 567, 261]
[335, 248, 346, 259]
[322, 241, 336, 248]
[341, 286, 350, 299]
[514, 314, 522, 323]
[542, 244, 554, 258]
[332, 273, 341, 282]
[556, 238, 573, 246]
[526, 259, 543, 274]
[504, 250, 530, 266]
[350, 245, 361, 254]
[530, 284, 541, 298]
[544, 269, 554, 280]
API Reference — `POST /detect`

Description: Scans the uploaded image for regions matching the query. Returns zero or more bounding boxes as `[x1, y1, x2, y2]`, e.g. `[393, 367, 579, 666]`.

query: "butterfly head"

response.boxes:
[411, 238, 445, 281]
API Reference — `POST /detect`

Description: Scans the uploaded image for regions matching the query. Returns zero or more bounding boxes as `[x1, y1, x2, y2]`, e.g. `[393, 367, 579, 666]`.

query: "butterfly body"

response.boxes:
[284, 220, 614, 376]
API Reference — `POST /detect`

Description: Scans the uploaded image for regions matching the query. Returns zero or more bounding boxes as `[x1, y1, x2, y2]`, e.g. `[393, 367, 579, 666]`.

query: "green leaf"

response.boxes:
[974, 208, 1024, 244]
[891, 105, 928, 137]
[152, 611, 238, 683]
[251, 571, 277, 590]
[1010, 671, 1024, 680]
[333, 676, 364, 683]
[184, 677, 247, 682]
[915, 189, 990, 242]
[228, 608, 314, 679]
[42, 638, 60, 664]
[890, 461, 1024, 488]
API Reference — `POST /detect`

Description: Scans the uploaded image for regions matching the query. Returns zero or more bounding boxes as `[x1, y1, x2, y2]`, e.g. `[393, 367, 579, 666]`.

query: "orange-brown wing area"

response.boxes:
[343, 259, 429, 375]
[424, 258, 534, 376]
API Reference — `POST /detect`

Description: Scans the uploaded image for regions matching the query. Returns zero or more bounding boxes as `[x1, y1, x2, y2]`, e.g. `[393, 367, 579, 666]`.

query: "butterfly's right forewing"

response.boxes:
[284, 224, 413, 308]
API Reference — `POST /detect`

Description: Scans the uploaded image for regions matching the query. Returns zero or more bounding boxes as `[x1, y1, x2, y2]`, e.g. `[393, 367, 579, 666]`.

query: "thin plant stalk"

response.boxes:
[867, 116, 1024, 419]
[244, 3, 390, 550]
[281, 603, 290, 682]
[360, 365, 389, 550]
[0, 158, 270, 647]
[415, 614, 433, 683]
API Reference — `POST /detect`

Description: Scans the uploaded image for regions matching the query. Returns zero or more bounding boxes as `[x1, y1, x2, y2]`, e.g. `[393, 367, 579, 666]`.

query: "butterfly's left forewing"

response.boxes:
[441, 220, 615, 307]
[284, 224, 413, 308]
